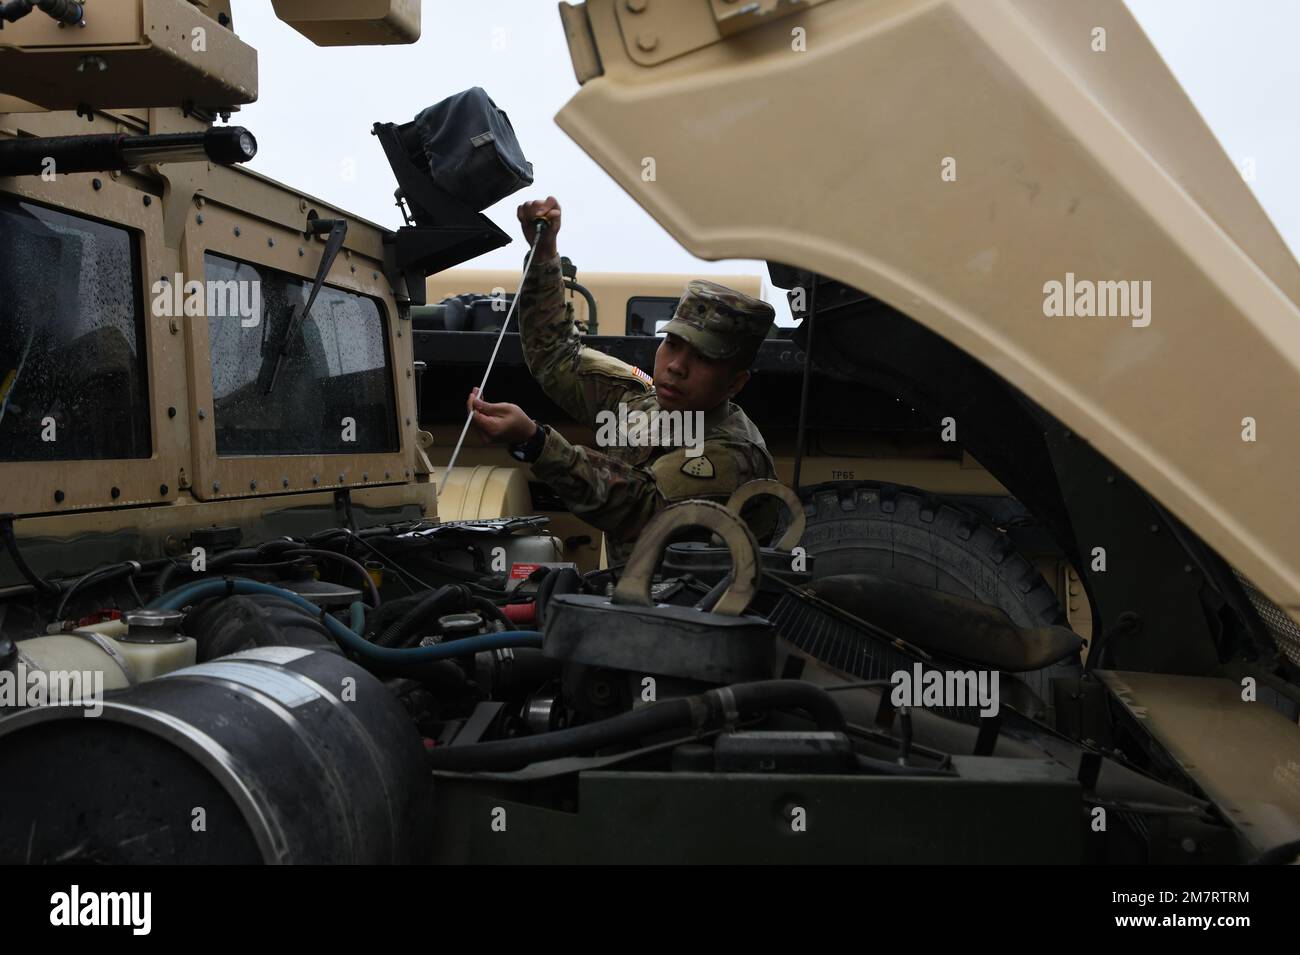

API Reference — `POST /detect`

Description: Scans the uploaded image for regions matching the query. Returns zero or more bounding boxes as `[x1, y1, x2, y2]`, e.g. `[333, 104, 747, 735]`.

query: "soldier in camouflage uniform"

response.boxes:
[466, 197, 777, 561]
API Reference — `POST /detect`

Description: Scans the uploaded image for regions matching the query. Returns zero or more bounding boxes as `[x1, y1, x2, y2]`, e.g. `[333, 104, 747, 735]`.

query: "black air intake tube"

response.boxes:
[0, 649, 434, 864]
[427, 680, 846, 773]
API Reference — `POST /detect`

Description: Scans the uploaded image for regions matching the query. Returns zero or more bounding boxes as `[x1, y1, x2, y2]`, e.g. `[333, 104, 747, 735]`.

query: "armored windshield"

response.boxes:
[205, 252, 398, 456]
[0, 196, 150, 462]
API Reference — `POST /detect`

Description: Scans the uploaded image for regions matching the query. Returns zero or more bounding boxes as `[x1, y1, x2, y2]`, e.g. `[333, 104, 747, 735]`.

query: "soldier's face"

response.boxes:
[653, 334, 751, 412]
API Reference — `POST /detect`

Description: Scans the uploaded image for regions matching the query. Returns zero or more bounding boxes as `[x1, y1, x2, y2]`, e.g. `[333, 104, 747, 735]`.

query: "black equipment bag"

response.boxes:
[412, 87, 533, 213]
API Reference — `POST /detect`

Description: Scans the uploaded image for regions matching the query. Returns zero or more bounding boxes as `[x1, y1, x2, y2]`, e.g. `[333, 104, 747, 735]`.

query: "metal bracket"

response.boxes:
[709, 0, 813, 35]
[333, 489, 357, 533]
[614, 500, 761, 616]
[726, 479, 805, 551]
[616, 0, 832, 67]
[69, 629, 137, 685]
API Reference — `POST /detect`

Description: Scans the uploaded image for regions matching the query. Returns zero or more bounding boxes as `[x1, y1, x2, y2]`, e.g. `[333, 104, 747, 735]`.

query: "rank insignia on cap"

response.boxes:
[680, 456, 715, 478]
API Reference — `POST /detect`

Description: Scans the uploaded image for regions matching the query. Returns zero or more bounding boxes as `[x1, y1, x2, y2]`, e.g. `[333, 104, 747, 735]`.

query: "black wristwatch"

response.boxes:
[509, 421, 547, 463]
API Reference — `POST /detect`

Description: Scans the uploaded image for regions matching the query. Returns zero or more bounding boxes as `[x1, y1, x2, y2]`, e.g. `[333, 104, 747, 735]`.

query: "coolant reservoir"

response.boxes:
[13, 632, 134, 695]
[12, 610, 198, 695]
[113, 609, 197, 681]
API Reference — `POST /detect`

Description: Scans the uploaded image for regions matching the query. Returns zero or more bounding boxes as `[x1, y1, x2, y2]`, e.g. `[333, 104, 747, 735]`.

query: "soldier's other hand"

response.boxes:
[467, 388, 537, 445]
[516, 196, 560, 252]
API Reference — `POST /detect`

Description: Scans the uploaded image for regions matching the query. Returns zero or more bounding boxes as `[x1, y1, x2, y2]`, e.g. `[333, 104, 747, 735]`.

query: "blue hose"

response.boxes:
[149, 578, 543, 664]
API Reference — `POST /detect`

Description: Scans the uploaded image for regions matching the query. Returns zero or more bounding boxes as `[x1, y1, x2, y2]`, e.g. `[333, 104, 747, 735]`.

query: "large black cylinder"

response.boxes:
[0, 648, 433, 864]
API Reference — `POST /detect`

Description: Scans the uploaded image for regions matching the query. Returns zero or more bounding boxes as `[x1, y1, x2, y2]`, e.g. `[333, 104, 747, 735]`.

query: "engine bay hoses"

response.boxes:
[275, 547, 381, 608]
[149, 541, 381, 607]
[426, 680, 848, 772]
[0, 513, 59, 597]
[146, 578, 541, 665]
[54, 560, 143, 620]
[374, 584, 464, 647]
[149, 546, 261, 600]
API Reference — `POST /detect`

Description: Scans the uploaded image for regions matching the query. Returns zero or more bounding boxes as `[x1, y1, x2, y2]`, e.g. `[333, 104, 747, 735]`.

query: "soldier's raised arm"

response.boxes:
[514, 197, 651, 424]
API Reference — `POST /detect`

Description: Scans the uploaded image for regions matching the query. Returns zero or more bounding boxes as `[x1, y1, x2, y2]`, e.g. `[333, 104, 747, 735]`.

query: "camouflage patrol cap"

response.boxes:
[662, 279, 775, 364]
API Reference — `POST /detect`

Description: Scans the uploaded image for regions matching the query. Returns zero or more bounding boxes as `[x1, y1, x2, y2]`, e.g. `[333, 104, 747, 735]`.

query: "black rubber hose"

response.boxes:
[376, 584, 466, 648]
[255, 538, 308, 557]
[150, 546, 263, 599]
[468, 595, 511, 629]
[0, 514, 59, 597]
[485, 647, 562, 696]
[362, 590, 426, 638]
[392, 600, 506, 649]
[55, 560, 139, 620]
[308, 525, 388, 543]
[321, 530, 436, 593]
[0, 556, 174, 601]
[277, 547, 381, 608]
[693, 571, 733, 612]
[149, 558, 182, 600]
[536, 567, 583, 627]
[153, 540, 381, 607]
[225, 560, 310, 576]
[427, 680, 846, 772]
[304, 526, 508, 595]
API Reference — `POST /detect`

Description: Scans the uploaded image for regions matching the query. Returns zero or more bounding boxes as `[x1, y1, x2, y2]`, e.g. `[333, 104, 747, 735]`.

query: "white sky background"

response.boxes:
[227, 1, 1299, 327]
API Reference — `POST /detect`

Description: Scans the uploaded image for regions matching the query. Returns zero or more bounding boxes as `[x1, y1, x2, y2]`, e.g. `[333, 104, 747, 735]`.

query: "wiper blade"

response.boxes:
[265, 217, 348, 395]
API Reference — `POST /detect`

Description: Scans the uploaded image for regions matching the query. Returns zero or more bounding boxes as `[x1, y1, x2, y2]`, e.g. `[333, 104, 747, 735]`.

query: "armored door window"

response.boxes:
[0, 196, 149, 462]
[204, 252, 398, 456]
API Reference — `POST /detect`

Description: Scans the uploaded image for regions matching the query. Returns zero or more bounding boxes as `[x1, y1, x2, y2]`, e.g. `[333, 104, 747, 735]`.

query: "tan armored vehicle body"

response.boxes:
[0, 0, 1296, 866]
[1, 1, 434, 552]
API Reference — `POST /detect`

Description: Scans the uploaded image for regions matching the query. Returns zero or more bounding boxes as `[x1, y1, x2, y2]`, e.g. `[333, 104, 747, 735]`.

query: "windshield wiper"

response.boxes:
[265, 217, 348, 395]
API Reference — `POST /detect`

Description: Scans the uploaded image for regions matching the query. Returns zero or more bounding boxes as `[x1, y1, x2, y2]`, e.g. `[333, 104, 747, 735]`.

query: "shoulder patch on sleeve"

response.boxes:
[577, 349, 653, 396]
[680, 455, 714, 478]
[651, 444, 743, 502]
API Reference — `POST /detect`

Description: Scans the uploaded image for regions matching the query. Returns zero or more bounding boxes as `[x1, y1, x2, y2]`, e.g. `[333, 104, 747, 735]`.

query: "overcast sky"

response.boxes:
[227, 0, 1298, 323]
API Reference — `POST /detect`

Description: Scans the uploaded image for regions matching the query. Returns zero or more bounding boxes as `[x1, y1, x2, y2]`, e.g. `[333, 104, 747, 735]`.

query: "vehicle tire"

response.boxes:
[798, 481, 1079, 708]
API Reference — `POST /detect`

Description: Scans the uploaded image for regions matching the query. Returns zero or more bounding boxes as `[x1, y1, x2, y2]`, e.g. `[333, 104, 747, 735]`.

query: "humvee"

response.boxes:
[0, 0, 1297, 865]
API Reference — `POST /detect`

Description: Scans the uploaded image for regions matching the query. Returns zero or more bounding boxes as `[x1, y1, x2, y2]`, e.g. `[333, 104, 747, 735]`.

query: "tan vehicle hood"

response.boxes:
[555, 0, 1300, 617]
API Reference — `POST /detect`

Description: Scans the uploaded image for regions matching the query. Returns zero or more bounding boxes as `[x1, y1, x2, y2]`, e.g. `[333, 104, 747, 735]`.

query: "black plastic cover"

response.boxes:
[413, 87, 533, 213]
[714, 731, 856, 774]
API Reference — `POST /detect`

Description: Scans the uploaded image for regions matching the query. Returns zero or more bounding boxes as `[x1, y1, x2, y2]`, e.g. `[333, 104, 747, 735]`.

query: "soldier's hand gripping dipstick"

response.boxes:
[466, 196, 780, 562]
[437, 201, 555, 493]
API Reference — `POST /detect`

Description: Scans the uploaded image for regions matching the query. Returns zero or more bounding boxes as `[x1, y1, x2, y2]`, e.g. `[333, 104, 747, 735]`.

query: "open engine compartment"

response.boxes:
[0, 481, 1279, 864]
